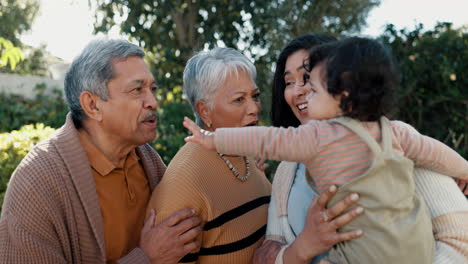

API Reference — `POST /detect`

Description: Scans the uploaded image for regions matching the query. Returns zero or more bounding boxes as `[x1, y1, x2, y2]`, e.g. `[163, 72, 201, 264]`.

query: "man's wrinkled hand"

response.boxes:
[140, 208, 202, 264]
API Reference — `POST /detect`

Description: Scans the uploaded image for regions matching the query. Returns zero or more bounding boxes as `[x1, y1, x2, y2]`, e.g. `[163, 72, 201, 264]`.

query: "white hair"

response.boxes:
[183, 47, 257, 127]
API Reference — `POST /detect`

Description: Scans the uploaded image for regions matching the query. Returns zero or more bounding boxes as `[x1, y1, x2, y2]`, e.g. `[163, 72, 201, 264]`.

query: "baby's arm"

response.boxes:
[183, 117, 217, 151]
[183, 117, 320, 163]
[395, 121, 468, 180]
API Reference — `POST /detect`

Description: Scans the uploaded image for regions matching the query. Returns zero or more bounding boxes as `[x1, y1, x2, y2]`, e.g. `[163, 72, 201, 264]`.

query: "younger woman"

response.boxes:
[183, 37, 468, 264]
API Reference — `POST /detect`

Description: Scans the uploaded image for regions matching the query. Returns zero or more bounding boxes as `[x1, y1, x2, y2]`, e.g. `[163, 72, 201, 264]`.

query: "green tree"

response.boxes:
[93, 0, 379, 103]
[380, 22, 467, 156]
[0, 0, 48, 76]
[0, 0, 39, 45]
[94, 0, 380, 167]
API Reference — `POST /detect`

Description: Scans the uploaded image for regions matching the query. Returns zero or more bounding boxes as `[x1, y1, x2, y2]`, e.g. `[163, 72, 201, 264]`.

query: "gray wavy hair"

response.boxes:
[183, 47, 257, 127]
[64, 39, 145, 128]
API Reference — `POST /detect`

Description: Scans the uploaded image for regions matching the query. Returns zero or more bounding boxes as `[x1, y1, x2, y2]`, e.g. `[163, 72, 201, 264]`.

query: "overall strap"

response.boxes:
[379, 116, 393, 153]
[332, 117, 383, 156]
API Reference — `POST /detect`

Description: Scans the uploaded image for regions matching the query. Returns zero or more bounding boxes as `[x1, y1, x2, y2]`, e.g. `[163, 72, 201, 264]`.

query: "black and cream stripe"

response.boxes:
[180, 195, 270, 262]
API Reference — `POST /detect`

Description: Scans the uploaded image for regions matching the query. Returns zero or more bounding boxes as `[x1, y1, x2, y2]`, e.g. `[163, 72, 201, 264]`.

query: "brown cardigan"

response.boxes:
[0, 114, 166, 263]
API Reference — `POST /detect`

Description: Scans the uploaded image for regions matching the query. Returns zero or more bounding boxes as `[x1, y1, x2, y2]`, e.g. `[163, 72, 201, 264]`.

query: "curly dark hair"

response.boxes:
[307, 37, 398, 121]
[270, 34, 337, 128]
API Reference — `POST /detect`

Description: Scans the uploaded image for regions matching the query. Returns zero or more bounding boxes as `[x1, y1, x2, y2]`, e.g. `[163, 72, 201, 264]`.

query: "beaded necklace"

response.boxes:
[217, 153, 250, 181]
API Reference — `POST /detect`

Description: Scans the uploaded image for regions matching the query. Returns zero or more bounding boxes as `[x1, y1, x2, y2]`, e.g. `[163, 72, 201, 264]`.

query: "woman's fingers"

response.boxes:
[332, 228, 363, 243]
[299, 185, 364, 261]
[329, 206, 364, 230]
[316, 185, 337, 209]
[326, 193, 360, 220]
[455, 179, 468, 195]
[253, 240, 283, 264]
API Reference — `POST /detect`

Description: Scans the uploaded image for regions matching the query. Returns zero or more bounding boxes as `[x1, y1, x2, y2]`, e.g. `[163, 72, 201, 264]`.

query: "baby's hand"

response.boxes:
[255, 157, 268, 172]
[455, 178, 468, 195]
[183, 117, 216, 151]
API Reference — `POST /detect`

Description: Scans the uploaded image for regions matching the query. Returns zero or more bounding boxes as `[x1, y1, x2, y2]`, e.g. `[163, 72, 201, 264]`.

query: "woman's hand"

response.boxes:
[253, 240, 284, 264]
[183, 117, 216, 151]
[284, 185, 364, 264]
[455, 178, 468, 195]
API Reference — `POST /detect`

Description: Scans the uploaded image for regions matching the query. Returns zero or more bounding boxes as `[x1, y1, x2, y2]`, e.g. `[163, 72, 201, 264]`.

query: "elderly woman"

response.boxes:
[146, 47, 271, 263]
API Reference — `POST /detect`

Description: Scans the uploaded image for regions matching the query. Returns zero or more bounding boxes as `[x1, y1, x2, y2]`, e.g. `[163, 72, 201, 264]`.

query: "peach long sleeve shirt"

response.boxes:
[215, 118, 468, 193]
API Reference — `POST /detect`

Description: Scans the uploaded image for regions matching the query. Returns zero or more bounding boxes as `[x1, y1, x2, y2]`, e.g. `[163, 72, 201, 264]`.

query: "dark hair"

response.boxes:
[271, 34, 337, 128]
[307, 37, 398, 121]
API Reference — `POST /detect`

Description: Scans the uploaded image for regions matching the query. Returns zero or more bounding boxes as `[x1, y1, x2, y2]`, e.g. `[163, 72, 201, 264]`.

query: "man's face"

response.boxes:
[99, 56, 158, 147]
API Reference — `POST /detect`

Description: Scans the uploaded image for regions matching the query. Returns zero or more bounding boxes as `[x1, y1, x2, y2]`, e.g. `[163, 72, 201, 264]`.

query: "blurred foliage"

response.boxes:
[0, 37, 24, 69]
[0, 44, 49, 76]
[152, 99, 194, 164]
[93, 0, 380, 122]
[0, 0, 39, 45]
[0, 123, 55, 211]
[0, 0, 49, 76]
[380, 22, 467, 157]
[151, 85, 194, 164]
[0, 84, 68, 133]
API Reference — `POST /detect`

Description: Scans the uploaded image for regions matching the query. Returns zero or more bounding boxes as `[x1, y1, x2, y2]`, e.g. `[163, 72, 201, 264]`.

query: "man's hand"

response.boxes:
[140, 209, 202, 264]
[183, 117, 216, 151]
[253, 240, 284, 264]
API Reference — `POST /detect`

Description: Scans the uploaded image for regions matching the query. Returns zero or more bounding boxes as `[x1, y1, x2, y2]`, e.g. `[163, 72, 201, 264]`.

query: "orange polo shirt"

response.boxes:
[78, 132, 151, 263]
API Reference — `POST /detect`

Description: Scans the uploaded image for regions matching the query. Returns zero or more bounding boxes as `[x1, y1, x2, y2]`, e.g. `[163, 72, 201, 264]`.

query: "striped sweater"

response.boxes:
[146, 142, 271, 264]
[215, 117, 468, 193]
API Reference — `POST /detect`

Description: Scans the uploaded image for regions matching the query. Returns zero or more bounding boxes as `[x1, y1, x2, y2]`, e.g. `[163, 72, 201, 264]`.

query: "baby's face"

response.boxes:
[306, 63, 343, 121]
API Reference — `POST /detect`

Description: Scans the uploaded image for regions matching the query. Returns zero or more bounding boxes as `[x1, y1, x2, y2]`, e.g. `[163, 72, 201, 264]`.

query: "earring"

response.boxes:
[206, 121, 211, 128]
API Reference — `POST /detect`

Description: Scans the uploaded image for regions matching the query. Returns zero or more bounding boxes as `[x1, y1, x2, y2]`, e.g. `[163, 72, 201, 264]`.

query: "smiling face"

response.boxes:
[98, 56, 159, 146]
[206, 69, 261, 129]
[283, 50, 313, 125]
[306, 63, 343, 120]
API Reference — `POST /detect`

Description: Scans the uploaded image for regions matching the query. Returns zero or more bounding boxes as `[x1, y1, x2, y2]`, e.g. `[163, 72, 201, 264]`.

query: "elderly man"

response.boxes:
[0, 39, 201, 263]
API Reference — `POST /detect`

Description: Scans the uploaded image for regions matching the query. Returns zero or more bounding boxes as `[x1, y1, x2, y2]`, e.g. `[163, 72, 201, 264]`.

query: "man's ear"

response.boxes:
[196, 101, 212, 128]
[79, 91, 103, 122]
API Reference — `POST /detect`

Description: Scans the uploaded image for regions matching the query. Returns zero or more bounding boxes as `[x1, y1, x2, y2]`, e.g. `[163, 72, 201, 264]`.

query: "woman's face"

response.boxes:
[283, 49, 312, 125]
[207, 70, 261, 130]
